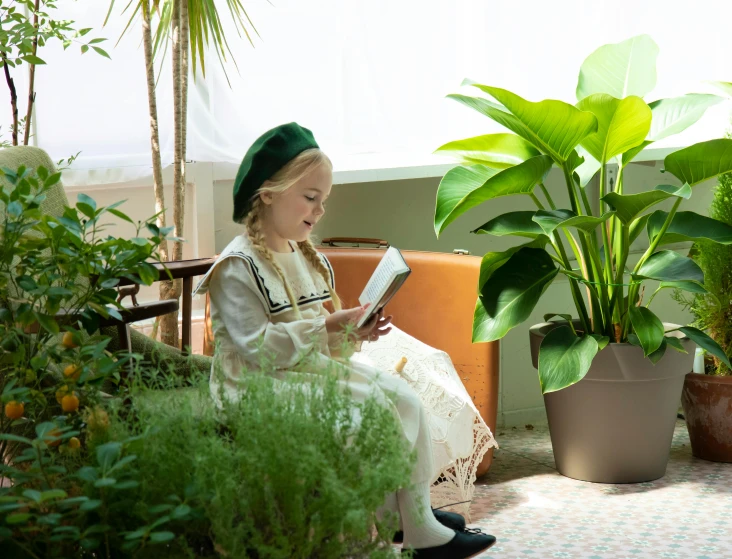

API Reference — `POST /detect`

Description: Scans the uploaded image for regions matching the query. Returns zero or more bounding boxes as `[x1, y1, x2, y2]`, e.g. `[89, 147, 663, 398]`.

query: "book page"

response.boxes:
[361, 254, 397, 304]
[356, 247, 411, 328]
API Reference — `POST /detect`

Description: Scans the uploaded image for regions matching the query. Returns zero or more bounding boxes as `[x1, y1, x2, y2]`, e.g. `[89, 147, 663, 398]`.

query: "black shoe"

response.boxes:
[402, 528, 496, 558]
[392, 508, 466, 543]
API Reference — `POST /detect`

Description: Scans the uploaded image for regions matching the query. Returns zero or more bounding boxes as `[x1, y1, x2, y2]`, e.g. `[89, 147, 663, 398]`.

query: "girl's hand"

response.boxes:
[325, 305, 393, 342]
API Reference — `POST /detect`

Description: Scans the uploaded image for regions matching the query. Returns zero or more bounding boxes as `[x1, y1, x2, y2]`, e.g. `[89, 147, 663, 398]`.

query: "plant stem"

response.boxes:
[624, 197, 684, 336]
[552, 233, 591, 333]
[23, 0, 40, 146]
[539, 183, 556, 210]
[529, 192, 545, 210]
[562, 164, 582, 215]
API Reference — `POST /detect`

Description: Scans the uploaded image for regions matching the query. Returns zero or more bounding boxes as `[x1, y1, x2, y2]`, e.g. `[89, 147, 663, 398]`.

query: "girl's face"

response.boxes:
[259, 162, 333, 253]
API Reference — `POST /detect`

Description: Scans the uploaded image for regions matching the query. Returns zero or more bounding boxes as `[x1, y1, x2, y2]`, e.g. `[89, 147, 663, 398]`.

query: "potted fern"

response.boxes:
[434, 35, 732, 483]
[677, 163, 732, 462]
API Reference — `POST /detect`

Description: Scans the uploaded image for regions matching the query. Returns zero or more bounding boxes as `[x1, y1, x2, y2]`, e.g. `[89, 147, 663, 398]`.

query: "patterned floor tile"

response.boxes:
[467, 420, 732, 559]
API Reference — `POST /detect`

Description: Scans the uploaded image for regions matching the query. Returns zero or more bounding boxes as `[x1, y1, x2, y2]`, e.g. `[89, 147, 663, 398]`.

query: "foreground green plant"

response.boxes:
[1, 164, 171, 466]
[2, 350, 412, 558]
[435, 34, 732, 393]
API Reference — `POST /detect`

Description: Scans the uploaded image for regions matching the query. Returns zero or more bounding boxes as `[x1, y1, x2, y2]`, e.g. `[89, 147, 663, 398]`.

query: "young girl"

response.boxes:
[193, 122, 496, 557]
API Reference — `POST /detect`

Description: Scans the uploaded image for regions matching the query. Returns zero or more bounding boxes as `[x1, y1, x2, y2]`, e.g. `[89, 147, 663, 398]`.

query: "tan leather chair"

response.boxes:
[202, 238, 499, 477]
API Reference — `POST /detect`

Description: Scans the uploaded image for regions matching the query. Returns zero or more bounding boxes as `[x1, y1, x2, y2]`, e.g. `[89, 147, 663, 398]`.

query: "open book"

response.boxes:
[356, 247, 411, 328]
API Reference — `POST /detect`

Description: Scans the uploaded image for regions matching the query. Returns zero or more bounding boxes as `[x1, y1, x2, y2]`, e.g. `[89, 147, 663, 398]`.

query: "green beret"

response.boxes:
[232, 122, 319, 222]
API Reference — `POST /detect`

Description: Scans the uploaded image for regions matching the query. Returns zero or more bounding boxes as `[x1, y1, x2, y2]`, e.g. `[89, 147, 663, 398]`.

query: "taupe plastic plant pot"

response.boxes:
[529, 322, 695, 484]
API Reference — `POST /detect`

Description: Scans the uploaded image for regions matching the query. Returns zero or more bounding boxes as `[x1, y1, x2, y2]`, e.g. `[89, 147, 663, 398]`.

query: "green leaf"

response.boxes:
[602, 183, 691, 224]
[678, 326, 732, 369]
[137, 262, 159, 285]
[538, 326, 599, 394]
[472, 211, 544, 238]
[76, 467, 98, 482]
[113, 480, 140, 490]
[40, 490, 67, 502]
[647, 94, 723, 142]
[149, 531, 175, 543]
[648, 211, 732, 245]
[648, 339, 667, 364]
[434, 133, 541, 169]
[622, 140, 653, 168]
[96, 442, 121, 470]
[21, 55, 46, 65]
[576, 94, 652, 163]
[22, 489, 42, 503]
[544, 313, 577, 333]
[576, 34, 659, 100]
[477, 237, 549, 291]
[33, 312, 59, 335]
[589, 334, 610, 351]
[573, 146, 602, 187]
[468, 84, 598, 163]
[532, 209, 615, 235]
[77, 192, 97, 212]
[0, 433, 32, 444]
[665, 336, 688, 354]
[79, 499, 102, 512]
[6, 513, 31, 525]
[629, 214, 651, 245]
[94, 478, 117, 488]
[629, 306, 665, 356]
[473, 247, 558, 342]
[171, 504, 191, 519]
[658, 280, 708, 295]
[635, 250, 704, 283]
[434, 155, 552, 236]
[92, 46, 111, 59]
[664, 139, 732, 186]
[108, 208, 134, 224]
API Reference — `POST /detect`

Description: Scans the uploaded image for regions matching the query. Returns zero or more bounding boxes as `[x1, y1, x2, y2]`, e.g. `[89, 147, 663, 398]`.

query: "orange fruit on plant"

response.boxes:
[61, 393, 80, 413]
[62, 331, 78, 349]
[55, 385, 71, 404]
[4, 401, 24, 420]
[45, 428, 62, 447]
[63, 364, 81, 381]
[67, 437, 81, 449]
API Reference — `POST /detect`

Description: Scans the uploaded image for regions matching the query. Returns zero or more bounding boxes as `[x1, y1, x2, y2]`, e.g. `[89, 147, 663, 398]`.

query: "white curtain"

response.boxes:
[1, 0, 731, 186]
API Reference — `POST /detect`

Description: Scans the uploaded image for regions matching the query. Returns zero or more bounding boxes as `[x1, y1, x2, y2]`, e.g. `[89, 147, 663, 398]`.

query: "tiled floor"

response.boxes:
[468, 420, 732, 559]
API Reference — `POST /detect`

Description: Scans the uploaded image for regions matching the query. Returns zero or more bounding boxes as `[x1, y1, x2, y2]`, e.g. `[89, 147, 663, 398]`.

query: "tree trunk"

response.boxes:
[141, 0, 170, 345]
[23, 0, 40, 146]
[159, 0, 183, 348]
[2, 52, 18, 146]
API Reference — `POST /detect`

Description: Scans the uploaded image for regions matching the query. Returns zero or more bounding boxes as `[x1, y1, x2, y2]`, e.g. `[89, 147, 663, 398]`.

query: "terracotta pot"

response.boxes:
[681, 372, 732, 462]
[529, 321, 695, 483]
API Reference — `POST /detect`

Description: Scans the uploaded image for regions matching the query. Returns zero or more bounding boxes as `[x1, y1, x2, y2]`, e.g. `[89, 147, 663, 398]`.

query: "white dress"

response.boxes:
[193, 234, 497, 513]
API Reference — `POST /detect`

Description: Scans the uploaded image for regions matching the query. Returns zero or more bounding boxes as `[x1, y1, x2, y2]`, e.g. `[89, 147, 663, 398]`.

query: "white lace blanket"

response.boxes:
[352, 325, 498, 518]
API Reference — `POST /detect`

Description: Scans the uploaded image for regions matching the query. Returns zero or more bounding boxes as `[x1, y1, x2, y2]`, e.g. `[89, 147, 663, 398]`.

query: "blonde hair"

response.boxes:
[244, 149, 342, 319]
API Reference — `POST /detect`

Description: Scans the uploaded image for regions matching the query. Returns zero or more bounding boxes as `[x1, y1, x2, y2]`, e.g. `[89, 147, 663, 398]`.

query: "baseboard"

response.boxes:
[498, 406, 548, 429]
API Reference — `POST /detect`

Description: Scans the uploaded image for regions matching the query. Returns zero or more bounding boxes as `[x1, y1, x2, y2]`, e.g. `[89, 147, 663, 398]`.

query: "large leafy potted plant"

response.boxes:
[677, 156, 732, 462]
[434, 34, 732, 483]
